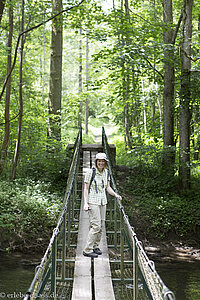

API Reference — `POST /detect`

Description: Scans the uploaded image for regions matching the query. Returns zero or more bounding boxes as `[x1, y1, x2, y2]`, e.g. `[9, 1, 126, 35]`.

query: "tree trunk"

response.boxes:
[42, 16, 46, 102]
[123, 0, 133, 149]
[141, 78, 147, 136]
[78, 28, 83, 129]
[48, 0, 63, 142]
[0, 0, 6, 24]
[0, 1, 13, 174]
[12, 0, 24, 180]
[193, 14, 200, 160]
[124, 99, 133, 149]
[85, 32, 89, 135]
[157, 94, 162, 135]
[162, 0, 175, 173]
[179, 0, 193, 189]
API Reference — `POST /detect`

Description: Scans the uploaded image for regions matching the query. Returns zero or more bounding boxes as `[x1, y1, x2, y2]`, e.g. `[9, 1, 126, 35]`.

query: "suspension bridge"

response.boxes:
[23, 127, 175, 300]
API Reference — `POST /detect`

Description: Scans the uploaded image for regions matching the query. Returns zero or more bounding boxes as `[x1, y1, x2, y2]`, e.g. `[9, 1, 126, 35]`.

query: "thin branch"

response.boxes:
[128, 7, 155, 26]
[143, 56, 164, 80]
[181, 48, 200, 62]
[129, 5, 183, 45]
[172, 7, 184, 44]
[0, 112, 20, 126]
[0, 0, 85, 102]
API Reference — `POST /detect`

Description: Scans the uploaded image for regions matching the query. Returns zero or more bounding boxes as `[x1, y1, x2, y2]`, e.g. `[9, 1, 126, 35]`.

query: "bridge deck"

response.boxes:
[71, 149, 115, 300]
[94, 228, 115, 300]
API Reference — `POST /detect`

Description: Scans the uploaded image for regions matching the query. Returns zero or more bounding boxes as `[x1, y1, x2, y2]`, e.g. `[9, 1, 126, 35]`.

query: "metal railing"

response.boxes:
[23, 128, 82, 300]
[102, 126, 175, 300]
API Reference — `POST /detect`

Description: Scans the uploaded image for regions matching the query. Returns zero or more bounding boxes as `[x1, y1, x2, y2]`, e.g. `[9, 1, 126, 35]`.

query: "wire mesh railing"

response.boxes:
[102, 126, 175, 300]
[23, 128, 82, 300]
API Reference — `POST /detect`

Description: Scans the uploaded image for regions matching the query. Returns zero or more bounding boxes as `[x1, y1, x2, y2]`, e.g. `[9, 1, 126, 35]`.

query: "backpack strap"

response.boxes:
[88, 167, 110, 194]
[89, 167, 98, 193]
[107, 168, 110, 181]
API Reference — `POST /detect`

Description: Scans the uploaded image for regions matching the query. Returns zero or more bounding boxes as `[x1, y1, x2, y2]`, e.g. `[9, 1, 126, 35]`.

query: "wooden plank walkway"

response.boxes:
[71, 149, 115, 300]
[94, 226, 115, 300]
[71, 151, 92, 300]
[71, 198, 92, 300]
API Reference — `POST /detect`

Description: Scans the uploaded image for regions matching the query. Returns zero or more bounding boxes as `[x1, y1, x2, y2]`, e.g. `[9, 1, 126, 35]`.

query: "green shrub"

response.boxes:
[116, 145, 200, 239]
[0, 179, 63, 251]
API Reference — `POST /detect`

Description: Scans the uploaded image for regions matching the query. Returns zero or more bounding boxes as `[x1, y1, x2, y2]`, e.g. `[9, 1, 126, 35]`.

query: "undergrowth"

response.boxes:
[116, 141, 200, 242]
[0, 147, 69, 253]
[0, 179, 63, 252]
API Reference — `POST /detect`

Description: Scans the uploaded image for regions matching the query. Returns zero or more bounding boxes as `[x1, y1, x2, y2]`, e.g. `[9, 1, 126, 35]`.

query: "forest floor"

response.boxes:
[88, 122, 119, 143]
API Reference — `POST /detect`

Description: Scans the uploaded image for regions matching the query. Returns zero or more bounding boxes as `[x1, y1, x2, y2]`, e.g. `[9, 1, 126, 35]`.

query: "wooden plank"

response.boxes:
[71, 196, 92, 300]
[94, 225, 115, 300]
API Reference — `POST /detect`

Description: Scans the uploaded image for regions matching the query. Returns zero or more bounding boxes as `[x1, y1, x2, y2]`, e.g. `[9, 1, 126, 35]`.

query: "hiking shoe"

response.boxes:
[83, 251, 98, 258]
[93, 248, 102, 255]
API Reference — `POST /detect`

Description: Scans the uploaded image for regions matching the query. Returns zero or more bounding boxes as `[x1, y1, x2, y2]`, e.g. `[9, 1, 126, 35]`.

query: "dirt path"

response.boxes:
[89, 123, 118, 143]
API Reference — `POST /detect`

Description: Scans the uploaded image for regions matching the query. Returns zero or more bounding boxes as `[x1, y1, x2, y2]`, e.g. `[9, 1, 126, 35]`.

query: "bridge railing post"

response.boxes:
[51, 234, 57, 299]
[61, 213, 66, 281]
[114, 197, 117, 248]
[133, 237, 138, 300]
[120, 209, 124, 282]
[109, 194, 113, 222]
[67, 194, 71, 249]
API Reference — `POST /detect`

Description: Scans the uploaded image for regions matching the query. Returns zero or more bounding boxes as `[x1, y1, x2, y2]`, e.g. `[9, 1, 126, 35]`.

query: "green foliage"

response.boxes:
[116, 135, 164, 168]
[0, 178, 63, 251]
[117, 143, 200, 239]
[133, 189, 200, 238]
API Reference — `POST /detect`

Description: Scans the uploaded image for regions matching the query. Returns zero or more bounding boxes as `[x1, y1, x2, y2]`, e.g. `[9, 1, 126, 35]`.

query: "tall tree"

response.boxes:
[122, 0, 133, 149]
[162, 0, 175, 172]
[12, 0, 25, 180]
[0, 0, 6, 24]
[0, 0, 13, 174]
[85, 31, 89, 135]
[179, 0, 193, 189]
[78, 28, 83, 129]
[48, 0, 63, 142]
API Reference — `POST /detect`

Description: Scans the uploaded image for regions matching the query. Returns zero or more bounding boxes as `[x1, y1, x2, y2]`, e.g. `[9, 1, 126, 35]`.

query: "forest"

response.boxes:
[0, 0, 200, 253]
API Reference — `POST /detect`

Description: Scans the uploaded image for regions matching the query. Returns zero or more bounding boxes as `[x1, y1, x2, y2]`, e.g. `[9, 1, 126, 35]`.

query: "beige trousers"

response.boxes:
[84, 204, 106, 254]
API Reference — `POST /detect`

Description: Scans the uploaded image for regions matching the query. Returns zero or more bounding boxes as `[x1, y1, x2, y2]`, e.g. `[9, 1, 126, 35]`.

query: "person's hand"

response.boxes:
[84, 203, 90, 211]
[115, 194, 122, 201]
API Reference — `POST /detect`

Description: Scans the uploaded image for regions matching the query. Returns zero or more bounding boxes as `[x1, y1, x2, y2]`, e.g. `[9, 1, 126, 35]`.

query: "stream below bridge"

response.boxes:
[0, 253, 200, 300]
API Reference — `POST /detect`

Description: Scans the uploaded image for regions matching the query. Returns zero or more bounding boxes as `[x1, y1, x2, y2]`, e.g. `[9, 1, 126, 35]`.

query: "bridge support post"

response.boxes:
[67, 194, 71, 248]
[51, 236, 57, 299]
[133, 238, 138, 300]
[72, 185, 75, 222]
[108, 194, 112, 222]
[120, 210, 124, 281]
[114, 198, 117, 248]
[62, 213, 66, 280]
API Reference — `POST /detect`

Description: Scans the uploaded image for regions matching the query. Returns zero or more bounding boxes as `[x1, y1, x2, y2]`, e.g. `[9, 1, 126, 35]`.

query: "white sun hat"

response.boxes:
[95, 152, 108, 161]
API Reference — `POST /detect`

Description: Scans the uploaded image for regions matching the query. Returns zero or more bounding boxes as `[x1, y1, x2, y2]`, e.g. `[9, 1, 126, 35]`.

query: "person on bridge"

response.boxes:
[83, 152, 122, 258]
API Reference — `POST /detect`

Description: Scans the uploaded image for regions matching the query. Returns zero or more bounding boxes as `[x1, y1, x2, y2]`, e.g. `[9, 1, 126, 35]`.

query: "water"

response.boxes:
[0, 253, 36, 299]
[156, 261, 200, 300]
[0, 254, 200, 300]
